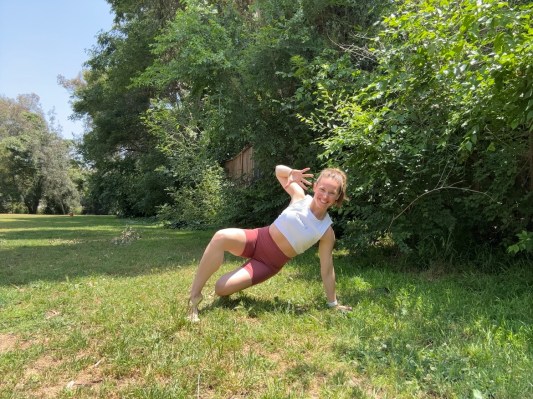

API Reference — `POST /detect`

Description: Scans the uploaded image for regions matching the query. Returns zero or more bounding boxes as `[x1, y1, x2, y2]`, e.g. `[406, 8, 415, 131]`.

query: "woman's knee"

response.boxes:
[214, 279, 231, 296]
[215, 268, 252, 297]
[209, 228, 224, 241]
[215, 277, 240, 297]
[209, 228, 246, 255]
[210, 229, 234, 246]
[204, 230, 229, 254]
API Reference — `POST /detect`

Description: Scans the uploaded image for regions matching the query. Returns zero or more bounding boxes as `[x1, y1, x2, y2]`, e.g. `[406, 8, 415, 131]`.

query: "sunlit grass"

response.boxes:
[0, 214, 531, 398]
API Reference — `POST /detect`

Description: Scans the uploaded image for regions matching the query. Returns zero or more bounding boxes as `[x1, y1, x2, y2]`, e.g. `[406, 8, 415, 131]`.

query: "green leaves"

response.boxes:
[300, 0, 533, 257]
[69, 0, 531, 252]
[507, 230, 533, 254]
[0, 96, 80, 214]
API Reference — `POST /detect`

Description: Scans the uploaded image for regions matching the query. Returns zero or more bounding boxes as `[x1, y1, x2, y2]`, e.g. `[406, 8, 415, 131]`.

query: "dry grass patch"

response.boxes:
[0, 333, 32, 353]
[14, 354, 64, 398]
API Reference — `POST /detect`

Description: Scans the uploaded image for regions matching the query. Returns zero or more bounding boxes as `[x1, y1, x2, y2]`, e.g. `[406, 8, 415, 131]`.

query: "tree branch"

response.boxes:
[388, 185, 498, 232]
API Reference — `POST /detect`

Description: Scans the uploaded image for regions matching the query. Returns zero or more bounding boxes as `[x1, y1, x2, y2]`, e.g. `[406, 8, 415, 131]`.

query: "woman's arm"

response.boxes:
[318, 227, 352, 311]
[275, 165, 313, 203]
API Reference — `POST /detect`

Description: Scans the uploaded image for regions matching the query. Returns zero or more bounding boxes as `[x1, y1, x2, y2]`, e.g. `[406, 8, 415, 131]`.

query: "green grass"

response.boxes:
[0, 214, 532, 399]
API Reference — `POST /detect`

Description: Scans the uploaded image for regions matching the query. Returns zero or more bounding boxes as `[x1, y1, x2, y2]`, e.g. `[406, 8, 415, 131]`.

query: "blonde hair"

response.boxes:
[316, 168, 348, 207]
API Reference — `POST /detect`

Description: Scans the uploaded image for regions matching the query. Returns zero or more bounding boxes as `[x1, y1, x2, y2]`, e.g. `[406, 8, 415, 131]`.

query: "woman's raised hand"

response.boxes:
[285, 167, 314, 190]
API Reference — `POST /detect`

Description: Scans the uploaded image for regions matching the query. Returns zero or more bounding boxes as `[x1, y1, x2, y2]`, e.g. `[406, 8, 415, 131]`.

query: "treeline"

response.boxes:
[71, 0, 392, 225]
[74, 0, 533, 258]
[5, 0, 531, 260]
[0, 94, 81, 214]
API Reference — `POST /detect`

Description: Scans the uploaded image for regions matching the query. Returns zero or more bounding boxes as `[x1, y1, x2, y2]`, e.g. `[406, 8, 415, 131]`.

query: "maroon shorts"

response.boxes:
[240, 226, 291, 285]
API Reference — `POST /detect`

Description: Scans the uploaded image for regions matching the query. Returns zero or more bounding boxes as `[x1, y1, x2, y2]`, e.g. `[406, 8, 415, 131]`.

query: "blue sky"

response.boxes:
[0, 1, 114, 139]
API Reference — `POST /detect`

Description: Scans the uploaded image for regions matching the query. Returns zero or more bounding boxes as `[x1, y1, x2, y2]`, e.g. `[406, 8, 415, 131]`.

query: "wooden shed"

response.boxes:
[224, 146, 255, 183]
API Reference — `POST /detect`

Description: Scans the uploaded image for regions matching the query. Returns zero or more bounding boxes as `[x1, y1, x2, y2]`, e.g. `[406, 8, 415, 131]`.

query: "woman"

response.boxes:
[188, 164, 352, 321]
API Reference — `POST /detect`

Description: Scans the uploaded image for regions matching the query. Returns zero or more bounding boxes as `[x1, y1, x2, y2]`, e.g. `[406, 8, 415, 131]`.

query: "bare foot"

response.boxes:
[188, 294, 204, 322]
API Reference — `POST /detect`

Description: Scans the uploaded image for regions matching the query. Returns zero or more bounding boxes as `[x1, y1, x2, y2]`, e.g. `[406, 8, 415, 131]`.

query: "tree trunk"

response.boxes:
[24, 196, 40, 214]
[24, 178, 43, 214]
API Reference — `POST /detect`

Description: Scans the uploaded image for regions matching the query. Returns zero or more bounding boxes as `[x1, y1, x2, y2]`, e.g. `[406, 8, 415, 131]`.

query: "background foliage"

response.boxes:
[301, 0, 532, 258]
[0, 95, 80, 214]
[5, 0, 526, 260]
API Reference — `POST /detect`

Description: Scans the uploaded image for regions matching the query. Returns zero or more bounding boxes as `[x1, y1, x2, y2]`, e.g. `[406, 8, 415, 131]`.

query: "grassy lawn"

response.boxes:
[0, 214, 531, 399]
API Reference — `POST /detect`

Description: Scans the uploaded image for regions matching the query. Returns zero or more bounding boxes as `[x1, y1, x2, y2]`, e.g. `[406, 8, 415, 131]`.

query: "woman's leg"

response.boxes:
[215, 266, 254, 297]
[188, 228, 247, 320]
[215, 225, 289, 297]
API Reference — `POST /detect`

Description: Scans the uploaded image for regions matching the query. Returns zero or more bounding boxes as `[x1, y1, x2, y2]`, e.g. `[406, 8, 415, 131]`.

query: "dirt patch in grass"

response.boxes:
[13, 354, 109, 398]
[68, 357, 105, 388]
[14, 354, 64, 398]
[0, 333, 18, 353]
[0, 333, 32, 353]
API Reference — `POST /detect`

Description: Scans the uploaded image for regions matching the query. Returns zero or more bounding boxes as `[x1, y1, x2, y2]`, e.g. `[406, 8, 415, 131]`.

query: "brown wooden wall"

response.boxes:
[224, 146, 254, 182]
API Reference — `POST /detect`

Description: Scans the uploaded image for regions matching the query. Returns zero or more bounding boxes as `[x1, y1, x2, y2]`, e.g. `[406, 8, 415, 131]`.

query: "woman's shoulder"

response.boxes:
[289, 193, 309, 206]
[320, 225, 335, 242]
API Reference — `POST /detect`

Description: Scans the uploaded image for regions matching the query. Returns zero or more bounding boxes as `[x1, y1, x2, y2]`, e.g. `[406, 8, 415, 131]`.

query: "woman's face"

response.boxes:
[313, 177, 341, 210]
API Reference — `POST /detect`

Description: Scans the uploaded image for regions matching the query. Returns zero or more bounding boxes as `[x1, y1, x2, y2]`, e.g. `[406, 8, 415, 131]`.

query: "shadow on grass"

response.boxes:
[0, 214, 123, 228]
[0, 215, 213, 286]
[201, 293, 315, 318]
[268, 247, 533, 397]
[287, 245, 533, 331]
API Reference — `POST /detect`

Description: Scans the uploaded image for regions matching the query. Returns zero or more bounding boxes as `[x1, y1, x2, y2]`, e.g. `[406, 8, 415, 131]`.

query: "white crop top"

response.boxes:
[273, 195, 332, 254]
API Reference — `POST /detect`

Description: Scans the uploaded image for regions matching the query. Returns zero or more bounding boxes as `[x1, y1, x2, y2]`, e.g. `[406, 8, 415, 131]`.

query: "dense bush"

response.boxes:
[70, 0, 531, 260]
[157, 164, 226, 228]
[300, 0, 533, 257]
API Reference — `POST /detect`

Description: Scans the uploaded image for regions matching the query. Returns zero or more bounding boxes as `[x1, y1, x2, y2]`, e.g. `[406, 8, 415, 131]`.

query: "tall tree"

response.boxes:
[0, 95, 80, 214]
[135, 0, 390, 225]
[71, 0, 183, 216]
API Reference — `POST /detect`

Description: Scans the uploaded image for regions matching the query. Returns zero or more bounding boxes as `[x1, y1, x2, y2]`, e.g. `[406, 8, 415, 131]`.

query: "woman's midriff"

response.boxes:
[269, 224, 298, 258]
